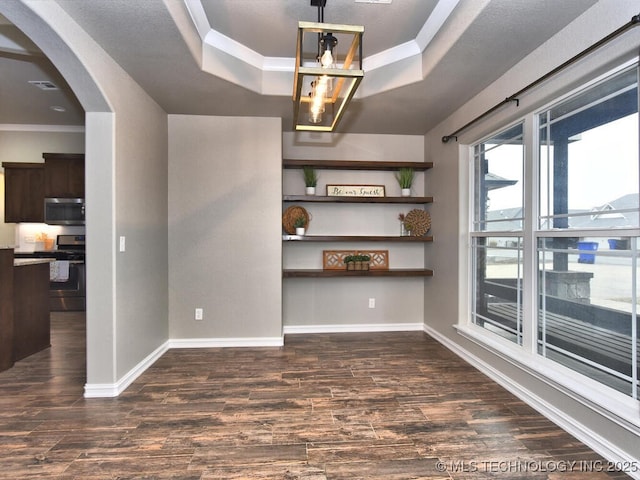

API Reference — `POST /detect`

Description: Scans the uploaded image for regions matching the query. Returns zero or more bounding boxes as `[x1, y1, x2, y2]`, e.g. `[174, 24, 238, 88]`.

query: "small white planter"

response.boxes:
[401, 188, 411, 197]
[305, 186, 316, 195]
[295, 227, 305, 236]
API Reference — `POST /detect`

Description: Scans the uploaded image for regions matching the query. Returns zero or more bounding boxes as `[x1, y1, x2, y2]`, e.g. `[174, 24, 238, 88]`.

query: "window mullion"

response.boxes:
[521, 115, 537, 354]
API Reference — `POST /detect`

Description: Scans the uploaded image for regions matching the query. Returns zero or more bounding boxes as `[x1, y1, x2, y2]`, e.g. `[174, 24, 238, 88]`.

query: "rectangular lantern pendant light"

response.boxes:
[293, 19, 364, 132]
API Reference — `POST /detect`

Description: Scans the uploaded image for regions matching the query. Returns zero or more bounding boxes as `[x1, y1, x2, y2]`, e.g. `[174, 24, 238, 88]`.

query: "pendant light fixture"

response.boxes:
[293, 0, 364, 132]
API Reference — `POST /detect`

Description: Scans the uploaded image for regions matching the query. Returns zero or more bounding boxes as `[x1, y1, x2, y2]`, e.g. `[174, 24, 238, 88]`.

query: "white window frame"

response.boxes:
[457, 59, 640, 431]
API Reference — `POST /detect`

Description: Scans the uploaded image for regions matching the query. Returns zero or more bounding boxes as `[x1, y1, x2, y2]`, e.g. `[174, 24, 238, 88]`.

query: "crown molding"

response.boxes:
[183, 0, 460, 98]
[0, 124, 85, 132]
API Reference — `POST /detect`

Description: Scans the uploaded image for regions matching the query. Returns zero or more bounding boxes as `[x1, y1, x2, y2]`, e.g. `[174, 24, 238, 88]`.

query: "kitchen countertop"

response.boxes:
[14, 250, 55, 255]
[14, 258, 55, 267]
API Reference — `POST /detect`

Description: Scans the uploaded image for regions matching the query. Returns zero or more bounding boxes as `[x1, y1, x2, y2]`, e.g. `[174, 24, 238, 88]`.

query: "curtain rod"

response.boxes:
[441, 12, 640, 143]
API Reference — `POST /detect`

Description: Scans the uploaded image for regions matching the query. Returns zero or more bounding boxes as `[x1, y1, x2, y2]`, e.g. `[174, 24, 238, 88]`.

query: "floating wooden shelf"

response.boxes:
[282, 159, 434, 281]
[283, 235, 433, 242]
[283, 268, 433, 278]
[283, 159, 433, 171]
[283, 195, 433, 204]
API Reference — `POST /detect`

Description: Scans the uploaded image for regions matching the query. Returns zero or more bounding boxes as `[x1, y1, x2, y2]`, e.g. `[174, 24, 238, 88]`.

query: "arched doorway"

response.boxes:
[1, 0, 115, 391]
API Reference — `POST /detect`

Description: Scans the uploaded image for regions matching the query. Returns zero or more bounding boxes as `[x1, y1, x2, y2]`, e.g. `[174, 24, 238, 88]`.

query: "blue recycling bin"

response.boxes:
[577, 241, 598, 264]
[608, 238, 630, 250]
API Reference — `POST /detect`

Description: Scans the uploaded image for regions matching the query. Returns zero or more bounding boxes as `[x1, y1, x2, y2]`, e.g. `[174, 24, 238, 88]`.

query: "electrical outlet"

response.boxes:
[368, 298, 375, 309]
[195, 308, 203, 320]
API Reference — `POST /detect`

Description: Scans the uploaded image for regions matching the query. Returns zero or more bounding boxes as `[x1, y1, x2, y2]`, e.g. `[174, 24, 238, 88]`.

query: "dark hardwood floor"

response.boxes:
[0, 312, 631, 479]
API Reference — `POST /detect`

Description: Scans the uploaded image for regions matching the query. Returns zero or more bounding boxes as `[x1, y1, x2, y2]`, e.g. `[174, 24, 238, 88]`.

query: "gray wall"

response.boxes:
[75, 24, 169, 384]
[168, 115, 282, 341]
[112, 98, 168, 380]
[424, 0, 640, 463]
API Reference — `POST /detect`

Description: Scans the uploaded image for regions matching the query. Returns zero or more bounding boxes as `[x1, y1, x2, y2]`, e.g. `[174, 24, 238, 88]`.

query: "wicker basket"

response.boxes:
[346, 261, 370, 271]
[282, 206, 310, 234]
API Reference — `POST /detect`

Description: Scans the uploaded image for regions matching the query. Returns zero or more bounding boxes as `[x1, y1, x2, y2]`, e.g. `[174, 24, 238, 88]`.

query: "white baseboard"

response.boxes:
[423, 324, 640, 480]
[284, 322, 424, 334]
[168, 337, 284, 348]
[84, 336, 284, 398]
[83, 327, 419, 398]
[84, 340, 170, 398]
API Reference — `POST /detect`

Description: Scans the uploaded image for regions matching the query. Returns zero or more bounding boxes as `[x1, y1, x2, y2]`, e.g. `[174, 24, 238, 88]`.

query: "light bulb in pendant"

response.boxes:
[319, 33, 337, 68]
[308, 80, 325, 124]
[320, 48, 333, 68]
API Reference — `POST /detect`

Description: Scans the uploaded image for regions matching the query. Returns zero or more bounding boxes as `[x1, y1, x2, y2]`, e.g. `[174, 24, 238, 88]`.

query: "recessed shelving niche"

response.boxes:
[282, 159, 434, 278]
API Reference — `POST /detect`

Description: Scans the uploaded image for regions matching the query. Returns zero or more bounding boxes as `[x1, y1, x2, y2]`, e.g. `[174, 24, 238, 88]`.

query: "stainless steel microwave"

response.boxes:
[44, 198, 85, 225]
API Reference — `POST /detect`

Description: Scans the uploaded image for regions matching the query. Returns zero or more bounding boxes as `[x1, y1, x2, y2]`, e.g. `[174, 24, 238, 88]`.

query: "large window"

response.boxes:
[470, 63, 640, 400]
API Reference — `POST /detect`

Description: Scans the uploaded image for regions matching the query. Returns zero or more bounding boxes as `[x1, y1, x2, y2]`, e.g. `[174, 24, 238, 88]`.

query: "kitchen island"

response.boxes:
[0, 248, 14, 371]
[0, 248, 52, 372]
[13, 257, 51, 362]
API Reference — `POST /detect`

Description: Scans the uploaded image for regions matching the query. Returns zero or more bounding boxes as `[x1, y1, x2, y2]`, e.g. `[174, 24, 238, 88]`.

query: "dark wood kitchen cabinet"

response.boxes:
[12, 260, 50, 362]
[43, 153, 85, 197]
[0, 249, 14, 372]
[2, 162, 45, 223]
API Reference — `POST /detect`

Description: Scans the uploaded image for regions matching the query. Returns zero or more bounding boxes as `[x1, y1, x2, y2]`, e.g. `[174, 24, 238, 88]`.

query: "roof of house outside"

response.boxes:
[484, 193, 639, 232]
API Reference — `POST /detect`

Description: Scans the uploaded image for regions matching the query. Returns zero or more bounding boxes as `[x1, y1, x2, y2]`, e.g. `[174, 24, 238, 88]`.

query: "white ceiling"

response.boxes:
[0, 0, 599, 135]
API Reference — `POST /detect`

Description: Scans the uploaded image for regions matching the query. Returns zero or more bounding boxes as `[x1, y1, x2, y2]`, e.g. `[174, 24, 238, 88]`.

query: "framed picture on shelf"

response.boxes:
[323, 250, 389, 270]
[326, 184, 385, 197]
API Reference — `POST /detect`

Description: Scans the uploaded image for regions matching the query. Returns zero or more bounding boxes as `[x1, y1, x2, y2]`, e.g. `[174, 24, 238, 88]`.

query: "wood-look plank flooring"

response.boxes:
[0, 313, 631, 479]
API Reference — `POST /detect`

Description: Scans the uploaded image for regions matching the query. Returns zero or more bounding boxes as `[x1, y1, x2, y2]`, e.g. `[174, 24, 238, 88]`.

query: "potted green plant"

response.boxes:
[395, 168, 414, 197]
[344, 254, 371, 271]
[302, 166, 318, 195]
[293, 215, 307, 236]
[344, 255, 355, 270]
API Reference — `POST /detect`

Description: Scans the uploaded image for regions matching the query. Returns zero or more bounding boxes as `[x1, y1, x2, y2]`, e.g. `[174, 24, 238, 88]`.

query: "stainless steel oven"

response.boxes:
[49, 260, 85, 311]
[49, 235, 85, 311]
[14, 234, 86, 311]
